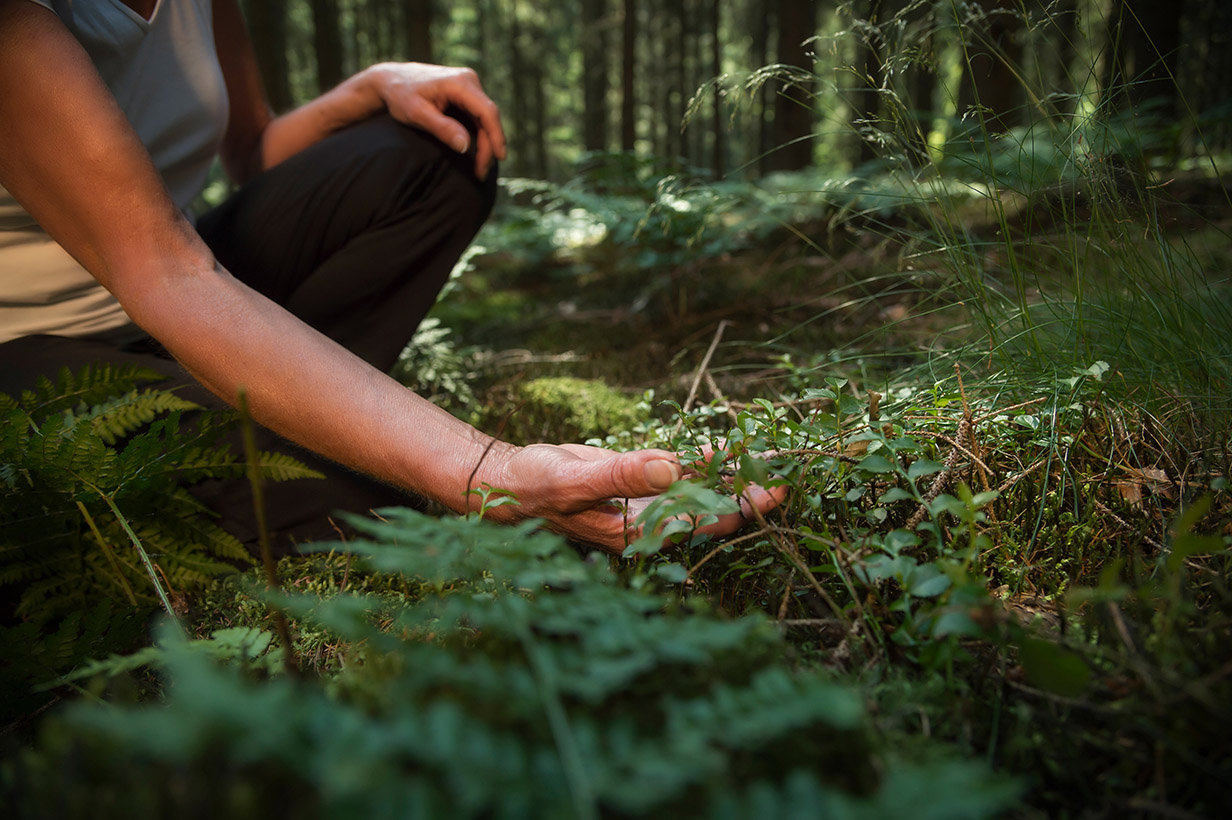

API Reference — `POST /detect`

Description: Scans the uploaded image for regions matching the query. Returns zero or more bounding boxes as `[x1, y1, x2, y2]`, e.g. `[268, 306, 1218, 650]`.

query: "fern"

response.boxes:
[3, 509, 1019, 819]
[0, 362, 168, 419]
[0, 364, 320, 629]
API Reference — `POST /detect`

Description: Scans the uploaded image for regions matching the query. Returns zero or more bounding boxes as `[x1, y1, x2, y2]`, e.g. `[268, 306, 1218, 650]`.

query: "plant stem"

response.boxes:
[515, 617, 598, 820]
[103, 495, 184, 635]
[76, 500, 138, 607]
[237, 389, 299, 678]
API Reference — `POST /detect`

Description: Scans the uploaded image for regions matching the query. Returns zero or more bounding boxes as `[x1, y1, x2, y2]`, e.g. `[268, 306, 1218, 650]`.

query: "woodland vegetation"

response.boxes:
[3, 1, 1232, 818]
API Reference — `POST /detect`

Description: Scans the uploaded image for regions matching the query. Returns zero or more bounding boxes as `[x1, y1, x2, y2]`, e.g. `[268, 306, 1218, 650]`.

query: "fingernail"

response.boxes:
[644, 459, 681, 491]
[453, 135, 470, 153]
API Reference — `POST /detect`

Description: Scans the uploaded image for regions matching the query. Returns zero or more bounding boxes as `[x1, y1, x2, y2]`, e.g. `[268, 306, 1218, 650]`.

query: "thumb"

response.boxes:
[580, 451, 682, 500]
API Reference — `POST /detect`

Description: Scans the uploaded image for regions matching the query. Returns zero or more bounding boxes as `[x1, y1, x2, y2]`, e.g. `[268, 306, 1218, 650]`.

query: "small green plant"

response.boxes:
[0, 364, 320, 719]
[4, 508, 1019, 819]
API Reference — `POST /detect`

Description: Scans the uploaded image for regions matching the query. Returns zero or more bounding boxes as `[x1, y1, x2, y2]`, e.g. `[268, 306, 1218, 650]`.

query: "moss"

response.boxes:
[492, 376, 645, 444]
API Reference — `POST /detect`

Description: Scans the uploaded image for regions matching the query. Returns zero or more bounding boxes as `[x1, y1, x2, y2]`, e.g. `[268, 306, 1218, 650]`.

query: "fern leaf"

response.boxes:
[13, 362, 168, 421]
[69, 389, 201, 445]
[253, 451, 325, 482]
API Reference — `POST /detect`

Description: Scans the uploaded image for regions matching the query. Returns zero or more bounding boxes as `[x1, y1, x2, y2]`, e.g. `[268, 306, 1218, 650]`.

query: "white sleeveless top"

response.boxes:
[0, 0, 228, 342]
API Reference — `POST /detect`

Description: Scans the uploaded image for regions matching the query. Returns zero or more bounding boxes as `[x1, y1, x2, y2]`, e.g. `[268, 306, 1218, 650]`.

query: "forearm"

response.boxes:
[255, 67, 385, 171]
[123, 244, 513, 513]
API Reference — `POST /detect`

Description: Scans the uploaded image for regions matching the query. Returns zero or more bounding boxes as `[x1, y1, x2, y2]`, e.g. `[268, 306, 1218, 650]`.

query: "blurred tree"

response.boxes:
[666, 0, 686, 160]
[710, 0, 724, 177]
[311, 0, 344, 92]
[621, 0, 637, 151]
[582, 0, 610, 151]
[242, 0, 294, 112]
[767, 0, 817, 171]
[956, 0, 1025, 134]
[1182, 0, 1231, 149]
[1104, 0, 1182, 113]
[230, 0, 1219, 180]
[405, 0, 435, 63]
[750, 1, 772, 175]
[855, 0, 887, 165]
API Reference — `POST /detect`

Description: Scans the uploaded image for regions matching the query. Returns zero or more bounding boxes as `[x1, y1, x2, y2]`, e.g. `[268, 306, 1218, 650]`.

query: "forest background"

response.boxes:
[3, 1, 1232, 819]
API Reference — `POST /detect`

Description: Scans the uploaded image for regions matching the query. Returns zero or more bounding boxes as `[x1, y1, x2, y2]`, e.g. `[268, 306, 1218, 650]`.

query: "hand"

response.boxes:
[477, 443, 788, 554]
[365, 62, 507, 178]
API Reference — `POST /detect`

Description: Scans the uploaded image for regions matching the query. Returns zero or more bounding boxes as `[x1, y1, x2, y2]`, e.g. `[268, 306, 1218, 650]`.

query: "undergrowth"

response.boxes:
[0, 365, 318, 719]
[4, 2, 1232, 818]
[3, 511, 1019, 820]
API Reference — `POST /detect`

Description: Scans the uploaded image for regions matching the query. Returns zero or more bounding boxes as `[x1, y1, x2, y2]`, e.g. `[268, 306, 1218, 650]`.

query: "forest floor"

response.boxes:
[4, 167, 1230, 819]
[408, 169, 1232, 817]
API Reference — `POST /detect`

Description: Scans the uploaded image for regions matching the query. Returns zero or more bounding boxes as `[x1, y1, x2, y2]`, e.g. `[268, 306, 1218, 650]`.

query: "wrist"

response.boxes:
[317, 65, 387, 130]
[462, 436, 523, 519]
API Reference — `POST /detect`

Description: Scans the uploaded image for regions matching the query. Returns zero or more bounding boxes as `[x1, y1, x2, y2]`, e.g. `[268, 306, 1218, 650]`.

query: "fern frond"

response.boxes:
[65, 389, 201, 445]
[2, 363, 300, 626]
[16, 573, 91, 621]
[8, 362, 168, 420]
[114, 411, 242, 489]
[154, 499, 253, 564]
[252, 451, 326, 482]
[0, 552, 71, 586]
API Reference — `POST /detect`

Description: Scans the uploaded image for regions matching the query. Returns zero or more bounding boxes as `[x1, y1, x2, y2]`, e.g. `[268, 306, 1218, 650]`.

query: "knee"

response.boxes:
[357, 113, 498, 235]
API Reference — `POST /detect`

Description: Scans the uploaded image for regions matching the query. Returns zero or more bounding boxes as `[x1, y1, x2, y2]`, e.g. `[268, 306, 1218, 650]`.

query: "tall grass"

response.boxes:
[824, 0, 1232, 432]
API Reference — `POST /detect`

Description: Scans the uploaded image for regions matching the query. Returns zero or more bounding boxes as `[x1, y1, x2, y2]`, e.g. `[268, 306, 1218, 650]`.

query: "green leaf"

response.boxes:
[883, 530, 919, 556]
[1018, 639, 1091, 697]
[908, 458, 946, 480]
[207, 627, 274, 661]
[1167, 495, 1226, 571]
[652, 562, 689, 584]
[857, 454, 897, 474]
[904, 563, 951, 598]
[878, 487, 914, 504]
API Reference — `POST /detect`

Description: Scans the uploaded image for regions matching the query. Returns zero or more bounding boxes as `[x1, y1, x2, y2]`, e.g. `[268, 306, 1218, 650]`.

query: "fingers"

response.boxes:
[507, 443, 786, 554]
[379, 64, 506, 178]
[475, 129, 493, 179]
[401, 96, 471, 154]
[449, 73, 506, 161]
[581, 449, 682, 501]
[432, 71, 505, 177]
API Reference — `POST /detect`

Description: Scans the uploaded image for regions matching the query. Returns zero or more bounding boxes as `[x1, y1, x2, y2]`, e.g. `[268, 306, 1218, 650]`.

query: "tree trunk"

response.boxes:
[1117, 0, 1182, 112]
[509, 0, 529, 175]
[666, 0, 686, 160]
[621, 0, 637, 151]
[751, 0, 772, 175]
[710, 0, 724, 178]
[582, 0, 609, 152]
[405, 0, 434, 63]
[311, 0, 344, 93]
[768, 0, 816, 171]
[686, 0, 703, 165]
[531, 49, 549, 177]
[956, 0, 1025, 134]
[856, 0, 885, 165]
[1182, 0, 1231, 149]
[242, 0, 294, 112]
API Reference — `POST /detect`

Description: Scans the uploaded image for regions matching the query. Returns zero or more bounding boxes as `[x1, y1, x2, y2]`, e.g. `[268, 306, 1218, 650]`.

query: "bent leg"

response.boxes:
[197, 112, 497, 372]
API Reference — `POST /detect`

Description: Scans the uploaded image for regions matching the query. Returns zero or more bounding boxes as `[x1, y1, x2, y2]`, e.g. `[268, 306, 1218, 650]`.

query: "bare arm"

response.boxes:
[0, 1, 723, 551]
[212, 0, 506, 182]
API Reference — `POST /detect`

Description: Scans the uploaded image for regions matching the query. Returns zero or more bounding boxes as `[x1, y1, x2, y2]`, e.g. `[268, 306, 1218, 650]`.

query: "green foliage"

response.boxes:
[0, 364, 321, 719]
[0, 364, 323, 622]
[4, 6, 1229, 818]
[392, 317, 483, 418]
[490, 376, 646, 445]
[3, 509, 1018, 819]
